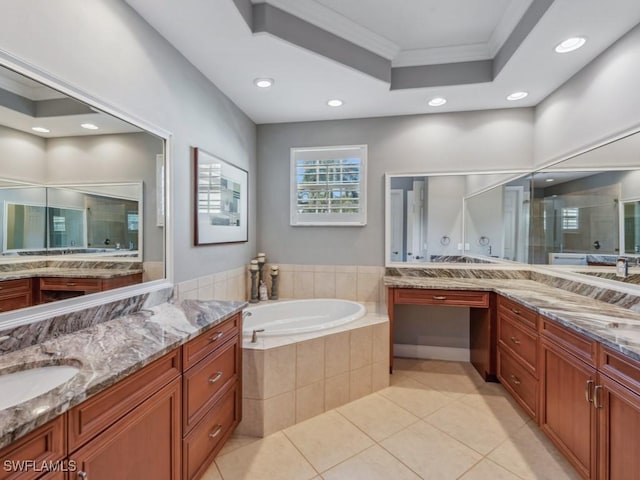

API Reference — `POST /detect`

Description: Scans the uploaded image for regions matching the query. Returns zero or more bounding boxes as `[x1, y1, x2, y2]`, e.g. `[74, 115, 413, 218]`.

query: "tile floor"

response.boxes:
[207, 358, 581, 480]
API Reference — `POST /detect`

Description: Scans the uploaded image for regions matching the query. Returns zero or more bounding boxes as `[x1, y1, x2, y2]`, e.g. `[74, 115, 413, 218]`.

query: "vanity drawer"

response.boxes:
[598, 345, 640, 393]
[540, 317, 597, 367]
[183, 385, 239, 480]
[0, 293, 32, 313]
[0, 279, 31, 298]
[498, 350, 538, 421]
[498, 313, 538, 375]
[0, 416, 65, 480]
[498, 296, 537, 329]
[68, 349, 181, 452]
[393, 288, 489, 308]
[183, 336, 240, 433]
[39, 277, 101, 292]
[183, 313, 241, 369]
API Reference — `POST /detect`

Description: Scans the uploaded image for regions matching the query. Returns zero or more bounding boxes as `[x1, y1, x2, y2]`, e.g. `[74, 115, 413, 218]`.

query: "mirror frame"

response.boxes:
[0, 50, 174, 330]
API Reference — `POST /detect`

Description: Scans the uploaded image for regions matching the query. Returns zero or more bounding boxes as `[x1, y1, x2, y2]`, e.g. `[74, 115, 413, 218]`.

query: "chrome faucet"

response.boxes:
[251, 329, 265, 343]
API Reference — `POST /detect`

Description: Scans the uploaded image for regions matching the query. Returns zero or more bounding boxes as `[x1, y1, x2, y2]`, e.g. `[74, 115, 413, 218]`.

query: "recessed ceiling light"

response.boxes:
[507, 91, 528, 101]
[555, 37, 586, 53]
[254, 78, 274, 88]
[546, 178, 555, 183]
[428, 97, 447, 107]
[81, 123, 99, 130]
[31, 126, 50, 133]
[327, 99, 343, 107]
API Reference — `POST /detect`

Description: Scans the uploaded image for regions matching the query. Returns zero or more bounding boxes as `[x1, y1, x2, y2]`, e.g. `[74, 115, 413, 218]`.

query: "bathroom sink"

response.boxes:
[0, 365, 80, 410]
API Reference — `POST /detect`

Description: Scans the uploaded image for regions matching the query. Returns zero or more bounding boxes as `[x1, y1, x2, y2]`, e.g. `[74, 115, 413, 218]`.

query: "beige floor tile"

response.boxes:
[321, 445, 421, 480]
[425, 400, 524, 455]
[380, 420, 482, 480]
[458, 458, 521, 480]
[488, 422, 581, 480]
[216, 432, 261, 457]
[215, 431, 317, 480]
[378, 375, 451, 417]
[284, 410, 374, 472]
[401, 369, 482, 398]
[337, 393, 419, 442]
[200, 462, 223, 480]
[459, 383, 531, 426]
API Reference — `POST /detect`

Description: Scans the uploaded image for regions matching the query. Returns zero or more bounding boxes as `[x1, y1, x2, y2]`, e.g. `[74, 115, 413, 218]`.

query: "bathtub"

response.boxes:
[238, 298, 389, 437]
[243, 299, 366, 336]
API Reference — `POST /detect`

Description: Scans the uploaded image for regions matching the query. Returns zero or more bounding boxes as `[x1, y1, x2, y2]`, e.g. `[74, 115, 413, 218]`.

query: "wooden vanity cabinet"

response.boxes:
[182, 313, 242, 480]
[36, 274, 142, 304]
[0, 279, 32, 313]
[496, 295, 539, 421]
[0, 416, 65, 480]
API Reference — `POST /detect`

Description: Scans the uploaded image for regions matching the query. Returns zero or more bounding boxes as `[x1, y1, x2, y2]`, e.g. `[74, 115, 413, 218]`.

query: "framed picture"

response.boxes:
[193, 147, 248, 245]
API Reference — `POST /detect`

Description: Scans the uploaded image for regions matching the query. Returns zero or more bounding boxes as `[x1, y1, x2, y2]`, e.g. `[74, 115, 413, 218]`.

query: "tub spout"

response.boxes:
[251, 328, 265, 343]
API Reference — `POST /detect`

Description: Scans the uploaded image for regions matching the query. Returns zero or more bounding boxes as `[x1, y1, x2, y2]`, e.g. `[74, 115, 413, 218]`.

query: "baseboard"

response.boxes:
[394, 343, 470, 362]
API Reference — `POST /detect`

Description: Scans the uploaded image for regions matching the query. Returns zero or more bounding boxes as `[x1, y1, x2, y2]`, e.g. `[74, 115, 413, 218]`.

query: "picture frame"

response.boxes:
[193, 147, 248, 245]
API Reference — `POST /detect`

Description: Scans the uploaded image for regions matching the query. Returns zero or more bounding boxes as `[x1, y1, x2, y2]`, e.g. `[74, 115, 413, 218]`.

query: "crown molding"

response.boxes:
[393, 43, 492, 67]
[255, 0, 400, 59]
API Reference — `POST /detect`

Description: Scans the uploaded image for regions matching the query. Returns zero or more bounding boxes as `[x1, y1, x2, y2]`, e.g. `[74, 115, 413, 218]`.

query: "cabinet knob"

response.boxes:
[208, 371, 223, 384]
[78, 472, 88, 479]
[509, 374, 521, 385]
[510, 336, 521, 345]
[512, 308, 520, 315]
[209, 331, 224, 342]
[209, 424, 223, 439]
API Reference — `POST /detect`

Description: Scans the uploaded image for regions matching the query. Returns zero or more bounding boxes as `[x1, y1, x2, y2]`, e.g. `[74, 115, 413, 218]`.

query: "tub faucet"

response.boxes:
[251, 329, 265, 343]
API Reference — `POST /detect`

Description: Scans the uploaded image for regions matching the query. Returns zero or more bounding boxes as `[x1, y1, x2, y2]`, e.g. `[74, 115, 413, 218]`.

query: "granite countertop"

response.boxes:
[385, 275, 640, 363]
[0, 299, 246, 449]
[0, 268, 144, 281]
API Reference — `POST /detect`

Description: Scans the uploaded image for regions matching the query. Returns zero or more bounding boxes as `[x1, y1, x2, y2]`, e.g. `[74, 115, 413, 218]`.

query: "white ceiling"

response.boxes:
[125, 0, 640, 124]
[0, 65, 142, 138]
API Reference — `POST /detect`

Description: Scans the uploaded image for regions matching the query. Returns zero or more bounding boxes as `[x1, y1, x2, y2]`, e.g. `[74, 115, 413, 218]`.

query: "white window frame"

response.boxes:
[561, 207, 580, 231]
[290, 145, 367, 226]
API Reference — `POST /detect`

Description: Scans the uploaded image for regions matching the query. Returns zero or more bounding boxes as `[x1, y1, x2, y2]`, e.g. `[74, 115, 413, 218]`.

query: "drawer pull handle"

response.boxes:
[78, 472, 88, 479]
[510, 336, 521, 345]
[509, 374, 521, 385]
[585, 379, 594, 403]
[67, 282, 77, 286]
[209, 371, 223, 384]
[209, 424, 223, 439]
[209, 331, 224, 342]
[512, 308, 520, 315]
[594, 385, 603, 409]
[432, 295, 447, 300]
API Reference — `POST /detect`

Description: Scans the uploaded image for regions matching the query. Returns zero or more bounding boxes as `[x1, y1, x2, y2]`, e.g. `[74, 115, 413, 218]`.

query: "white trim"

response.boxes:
[0, 49, 174, 328]
[394, 343, 470, 362]
[486, 0, 534, 56]
[393, 43, 491, 68]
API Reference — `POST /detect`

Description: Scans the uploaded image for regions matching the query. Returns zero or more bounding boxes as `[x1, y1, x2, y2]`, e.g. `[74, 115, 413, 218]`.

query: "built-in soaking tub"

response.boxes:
[237, 299, 389, 437]
[243, 299, 366, 336]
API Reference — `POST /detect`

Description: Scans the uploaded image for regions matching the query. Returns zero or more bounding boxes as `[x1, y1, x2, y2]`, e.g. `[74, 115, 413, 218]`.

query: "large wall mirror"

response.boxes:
[385, 130, 640, 285]
[0, 61, 167, 320]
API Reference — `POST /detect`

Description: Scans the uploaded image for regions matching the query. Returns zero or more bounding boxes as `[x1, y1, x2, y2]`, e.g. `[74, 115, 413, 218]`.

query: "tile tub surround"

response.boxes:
[238, 313, 390, 437]
[0, 298, 246, 449]
[176, 266, 247, 303]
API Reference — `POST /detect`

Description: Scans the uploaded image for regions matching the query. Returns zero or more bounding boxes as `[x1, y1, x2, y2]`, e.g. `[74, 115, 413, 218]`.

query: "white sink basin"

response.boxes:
[0, 365, 80, 410]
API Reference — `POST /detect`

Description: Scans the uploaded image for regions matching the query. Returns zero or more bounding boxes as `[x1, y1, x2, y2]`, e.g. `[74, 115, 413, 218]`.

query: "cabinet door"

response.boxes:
[70, 378, 181, 480]
[540, 339, 597, 479]
[598, 374, 640, 480]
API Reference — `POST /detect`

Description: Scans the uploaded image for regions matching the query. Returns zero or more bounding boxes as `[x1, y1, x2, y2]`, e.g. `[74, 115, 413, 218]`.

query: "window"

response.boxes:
[290, 145, 367, 225]
[562, 207, 579, 230]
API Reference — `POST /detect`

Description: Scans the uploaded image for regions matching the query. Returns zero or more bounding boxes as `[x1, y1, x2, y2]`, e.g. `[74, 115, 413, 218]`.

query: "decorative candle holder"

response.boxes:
[249, 268, 259, 303]
[270, 270, 279, 300]
[257, 253, 266, 285]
